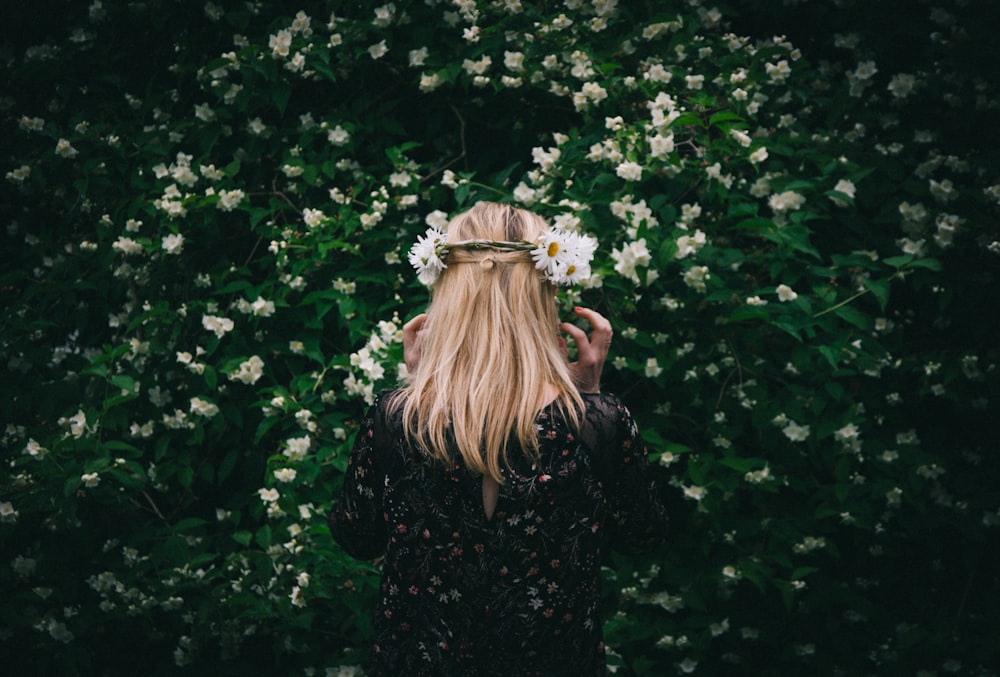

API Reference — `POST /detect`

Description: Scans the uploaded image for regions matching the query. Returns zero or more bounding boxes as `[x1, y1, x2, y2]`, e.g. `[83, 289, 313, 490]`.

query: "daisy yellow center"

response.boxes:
[547, 241, 560, 257]
[566, 264, 576, 276]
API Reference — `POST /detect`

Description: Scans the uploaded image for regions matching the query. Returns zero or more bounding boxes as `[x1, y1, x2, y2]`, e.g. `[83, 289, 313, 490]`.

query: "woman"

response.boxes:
[329, 202, 667, 676]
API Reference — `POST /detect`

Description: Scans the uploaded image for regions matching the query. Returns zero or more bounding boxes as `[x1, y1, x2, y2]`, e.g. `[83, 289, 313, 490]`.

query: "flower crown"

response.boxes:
[407, 226, 598, 287]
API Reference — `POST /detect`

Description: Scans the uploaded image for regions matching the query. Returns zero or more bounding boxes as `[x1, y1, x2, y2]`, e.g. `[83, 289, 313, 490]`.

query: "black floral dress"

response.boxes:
[329, 391, 667, 677]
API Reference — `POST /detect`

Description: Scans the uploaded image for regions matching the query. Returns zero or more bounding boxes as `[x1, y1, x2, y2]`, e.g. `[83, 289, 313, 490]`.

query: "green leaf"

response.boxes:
[64, 475, 82, 496]
[709, 111, 745, 127]
[864, 278, 890, 311]
[272, 82, 292, 115]
[255, 524, 272, 549]
[818, 345, 840, 370]
[218, 449, 239, 483]
[173, 517, 208, 532]
[204, 365, 218, 391]
[883, 255, 913, 269]
[835, 305, 870, 330]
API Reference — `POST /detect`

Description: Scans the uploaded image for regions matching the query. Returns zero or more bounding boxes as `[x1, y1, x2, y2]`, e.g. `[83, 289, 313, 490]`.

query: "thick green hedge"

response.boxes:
[2, 1, 997, 674]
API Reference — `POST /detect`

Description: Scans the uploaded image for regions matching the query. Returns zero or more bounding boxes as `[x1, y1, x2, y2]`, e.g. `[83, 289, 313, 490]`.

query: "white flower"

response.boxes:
[776, 284, 798, 302]
[217, 189, 244, 211]
[768, 190, 806, 213]
[290, 585, 305, 607]
[274, 468, 297, 483]
[615, 161, 643, 181]
[765, 59, 791, 83]
[513, 182, 536, 204]
[269, 30, 292, 58]
[462, 55, 492, 75]
[531, 146, 561, 170]
[830, 179, 856, 207]
[81, 472, 101, 488]
[0, 501, 19, 523]
[6, 165, 31, 183]
[23, 438, 47, 458]
[853, 60, 878, 80]
[327, 125, 350, 146]
[250, 297, 275, 317]
[389, 171, 411, 187]
[504, 50, 525, 71]
[648, 133, 674, 159]
[730, 129, 752, 147]
[749, 147, 769, 164]
[202, 314, 234, 338]
[898, 201, 927, 223]
[782, 421, 810, 442]
[258, 487, 280, 502]
[62, 410, 89, 438]
[302, 208, 326, 227]
[112, 236, 143, 256]
[645, 358, 663, 378]
[189, 397, 220, 418]
[530, 229, 597, 286]
[682, 265, 710, 293]
[368, 40, 388, 59]
[247, 118, 267, 135]
[161, 233, 184, 254]
[55, 138, 79, 158]
[409, 47, 428, 67]
[611, 239, 651, 284]
[284, 436, 311, 462]
[372, 3, 395, 27]
[194, 103, 215, 122]
[888, 73, 916, 98]
[229, 355, 265, 385]
[685, 74, 705, 89]
[425, 210, 449, 230]
[419, 72, 443, 92]
[408, 226, 448, 285]
[675, 230, 707, 259]
[682, 485, 706, 501]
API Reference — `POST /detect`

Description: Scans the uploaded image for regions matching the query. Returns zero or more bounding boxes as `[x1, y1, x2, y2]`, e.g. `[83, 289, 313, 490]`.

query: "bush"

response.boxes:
[2, 1, 997, 674]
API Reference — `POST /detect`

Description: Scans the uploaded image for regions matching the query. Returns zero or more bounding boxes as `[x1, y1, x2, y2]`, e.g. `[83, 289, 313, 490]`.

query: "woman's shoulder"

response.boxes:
[578, 391, 637, 430]
[580, 391, 628, 412]
[371, 389, 407, 418]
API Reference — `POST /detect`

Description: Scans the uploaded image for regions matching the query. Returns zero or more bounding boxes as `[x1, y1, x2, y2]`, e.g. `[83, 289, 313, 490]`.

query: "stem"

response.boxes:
[463, 182, 509, 196]
[812, 272, 900, 319]
[812, 288, 869, 319]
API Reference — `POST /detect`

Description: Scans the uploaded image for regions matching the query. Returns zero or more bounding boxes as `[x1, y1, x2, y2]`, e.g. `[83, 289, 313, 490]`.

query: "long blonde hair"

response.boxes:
[395, 201, 583, 482]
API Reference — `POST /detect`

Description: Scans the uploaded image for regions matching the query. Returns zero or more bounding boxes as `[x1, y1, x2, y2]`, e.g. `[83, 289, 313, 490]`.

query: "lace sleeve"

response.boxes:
[582, 393, 668, 554]
[328, 394, 390, 560]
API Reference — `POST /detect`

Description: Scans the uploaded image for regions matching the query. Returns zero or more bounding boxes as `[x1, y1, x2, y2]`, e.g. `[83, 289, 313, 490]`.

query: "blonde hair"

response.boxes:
[394, 201, 584, 482]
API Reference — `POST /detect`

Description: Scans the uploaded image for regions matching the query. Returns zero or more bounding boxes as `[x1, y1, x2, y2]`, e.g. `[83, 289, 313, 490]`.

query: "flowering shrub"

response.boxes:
[2, 0, 998, 674]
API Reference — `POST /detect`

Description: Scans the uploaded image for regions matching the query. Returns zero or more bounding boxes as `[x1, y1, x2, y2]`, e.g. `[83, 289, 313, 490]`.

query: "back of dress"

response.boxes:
[330, 391, 666, 677]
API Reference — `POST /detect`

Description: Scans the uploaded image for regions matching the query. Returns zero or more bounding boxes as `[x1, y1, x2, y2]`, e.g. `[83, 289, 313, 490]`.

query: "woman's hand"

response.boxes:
[402, 313, 428, 375]
[559, 306, 612, 393]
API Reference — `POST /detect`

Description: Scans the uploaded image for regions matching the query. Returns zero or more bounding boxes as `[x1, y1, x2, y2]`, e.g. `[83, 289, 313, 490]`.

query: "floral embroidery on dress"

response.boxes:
[329, 391, 667, 677]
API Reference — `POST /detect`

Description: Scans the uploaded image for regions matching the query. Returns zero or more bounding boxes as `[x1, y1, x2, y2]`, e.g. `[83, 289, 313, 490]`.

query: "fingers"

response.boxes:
[559, 306, 612, 393]
[572, 306, 613, 346]
[558, 320, 587, 349]
[402, 313, 427, 341]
